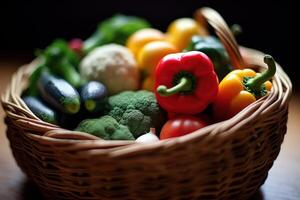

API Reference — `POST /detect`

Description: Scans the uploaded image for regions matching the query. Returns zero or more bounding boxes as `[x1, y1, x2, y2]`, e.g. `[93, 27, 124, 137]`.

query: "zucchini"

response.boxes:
[80, 81, 108, 112]
[38, 72, 81, 114]
[22, 96, 58, 124]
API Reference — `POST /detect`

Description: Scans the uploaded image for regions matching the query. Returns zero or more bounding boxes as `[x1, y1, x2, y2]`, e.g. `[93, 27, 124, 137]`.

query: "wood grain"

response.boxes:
[0, 59, 299, 200]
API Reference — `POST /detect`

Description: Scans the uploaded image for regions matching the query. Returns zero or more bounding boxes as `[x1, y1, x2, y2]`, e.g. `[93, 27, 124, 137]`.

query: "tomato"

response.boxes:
[160, 116, 207, 139]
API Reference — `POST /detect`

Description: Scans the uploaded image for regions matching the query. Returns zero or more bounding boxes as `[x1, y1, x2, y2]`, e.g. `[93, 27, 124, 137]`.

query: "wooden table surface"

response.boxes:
[0, 58, 299, 200]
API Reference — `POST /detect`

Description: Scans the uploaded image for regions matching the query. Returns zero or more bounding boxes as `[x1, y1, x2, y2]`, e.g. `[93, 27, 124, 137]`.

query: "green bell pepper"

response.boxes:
[83, 14, 150, 53]
[185, 35, 232, 80]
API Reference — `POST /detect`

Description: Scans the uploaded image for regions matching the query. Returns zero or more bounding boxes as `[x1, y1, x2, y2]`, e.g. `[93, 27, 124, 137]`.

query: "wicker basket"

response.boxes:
[1, 8, 292, 200]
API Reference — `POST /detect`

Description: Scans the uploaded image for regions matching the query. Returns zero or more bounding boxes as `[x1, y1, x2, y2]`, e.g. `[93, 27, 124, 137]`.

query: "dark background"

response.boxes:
[0, 0, 298, 88]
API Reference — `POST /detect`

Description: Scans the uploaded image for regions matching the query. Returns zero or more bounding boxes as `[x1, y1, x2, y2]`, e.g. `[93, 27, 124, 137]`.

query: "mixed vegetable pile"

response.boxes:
[23, 13, 276, 142]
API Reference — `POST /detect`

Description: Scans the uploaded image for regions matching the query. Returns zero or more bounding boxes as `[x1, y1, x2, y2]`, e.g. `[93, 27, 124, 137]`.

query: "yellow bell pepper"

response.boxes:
[126, 28, 166, 58]
[166, 18, 207, 51]
[138, 41, 178, 91]
[213, 55, 275, 121]
[138, 41, 178, 74]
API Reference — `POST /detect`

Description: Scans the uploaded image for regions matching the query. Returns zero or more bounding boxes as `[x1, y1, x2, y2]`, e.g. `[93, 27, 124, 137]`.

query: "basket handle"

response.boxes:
[194, 7, 245, 69]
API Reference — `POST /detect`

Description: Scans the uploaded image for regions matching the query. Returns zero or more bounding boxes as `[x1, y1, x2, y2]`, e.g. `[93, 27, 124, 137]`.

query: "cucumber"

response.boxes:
[22, 96, 58, 124]
[38, 72, 81, 114]
[80, 81, 108, 112]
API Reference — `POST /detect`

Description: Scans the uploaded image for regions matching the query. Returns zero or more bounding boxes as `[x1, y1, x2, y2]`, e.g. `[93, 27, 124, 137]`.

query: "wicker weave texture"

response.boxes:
[1, 7, 292, 200]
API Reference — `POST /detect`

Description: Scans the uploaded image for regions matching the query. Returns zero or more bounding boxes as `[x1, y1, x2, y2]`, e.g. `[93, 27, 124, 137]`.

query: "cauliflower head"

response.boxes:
[80, 44, 140, 95]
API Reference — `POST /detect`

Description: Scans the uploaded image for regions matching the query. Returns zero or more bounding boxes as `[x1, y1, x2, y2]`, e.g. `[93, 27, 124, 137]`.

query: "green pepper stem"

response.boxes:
[157, 77, 192, 96]
[246, 55, 276, 93]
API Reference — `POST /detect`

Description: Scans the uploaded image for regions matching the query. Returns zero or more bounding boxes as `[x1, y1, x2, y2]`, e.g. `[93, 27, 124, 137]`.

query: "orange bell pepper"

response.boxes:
[213, 55, 275, 121]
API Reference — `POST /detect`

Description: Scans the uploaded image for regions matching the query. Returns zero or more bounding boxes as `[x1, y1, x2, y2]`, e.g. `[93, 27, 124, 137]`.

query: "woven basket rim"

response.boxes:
[1, 8, 292, 158]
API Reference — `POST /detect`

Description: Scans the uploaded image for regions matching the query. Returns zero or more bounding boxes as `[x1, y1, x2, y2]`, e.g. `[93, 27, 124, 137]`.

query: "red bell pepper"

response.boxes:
[155, 51, 218, 114]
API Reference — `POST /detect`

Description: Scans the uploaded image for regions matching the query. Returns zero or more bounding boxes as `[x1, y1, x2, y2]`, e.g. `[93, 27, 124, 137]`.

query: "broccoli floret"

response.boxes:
[106, 90, 166, 138]
[75, 115, 134, 140]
